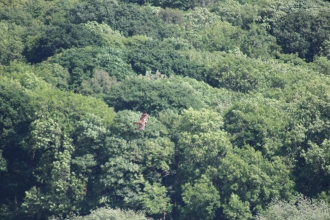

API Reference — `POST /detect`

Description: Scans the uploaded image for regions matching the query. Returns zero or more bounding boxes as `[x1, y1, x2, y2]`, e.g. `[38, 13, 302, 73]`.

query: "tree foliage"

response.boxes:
[273, 11, 330, 62]
[104, 76, 207, 114]
[25, 23, 104, 63]
[0, 21, 25, 65]
[2, 0, 330, 219]
[180, 175, 220, 220]
[70, 207, 151, 220]
[47, 46, 134, 90]
[256, 194, 330, 220]
[68, 1, 173, 39]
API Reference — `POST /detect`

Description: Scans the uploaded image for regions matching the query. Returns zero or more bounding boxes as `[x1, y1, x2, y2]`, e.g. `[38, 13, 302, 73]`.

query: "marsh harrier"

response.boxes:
[133, 111, 148, 131]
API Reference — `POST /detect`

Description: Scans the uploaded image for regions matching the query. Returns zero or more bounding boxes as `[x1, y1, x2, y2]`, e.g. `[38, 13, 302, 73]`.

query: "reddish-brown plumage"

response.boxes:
[133, 111, 148, 131]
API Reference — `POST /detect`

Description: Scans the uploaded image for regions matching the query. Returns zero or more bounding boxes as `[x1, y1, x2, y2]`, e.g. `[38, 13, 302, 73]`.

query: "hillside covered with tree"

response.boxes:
[2, 0, 330, 219]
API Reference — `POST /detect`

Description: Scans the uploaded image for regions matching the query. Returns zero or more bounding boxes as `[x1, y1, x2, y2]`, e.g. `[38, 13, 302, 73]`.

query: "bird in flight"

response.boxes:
[133, 111, 148, 131]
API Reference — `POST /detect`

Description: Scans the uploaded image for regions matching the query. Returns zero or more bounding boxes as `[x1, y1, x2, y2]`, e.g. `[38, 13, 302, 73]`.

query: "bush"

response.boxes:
[63, 207, 151, 220]
[273, 12, 330, 62]
[255, 194, 330, 220]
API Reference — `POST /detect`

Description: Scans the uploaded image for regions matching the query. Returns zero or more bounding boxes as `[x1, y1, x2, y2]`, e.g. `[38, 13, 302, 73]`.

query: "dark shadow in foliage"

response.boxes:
[288, 90, 330, 199]
[67, 0, 118, 24]
[158, 7, 184, 24]
[47, 47, 134, 90]
[223, 101, 289, 157]
[0, 81, 35, 220]
[77, 70, 119, 98]
[146, 0, 217, 10]
[120, 0, 147, 5]
[127, 40, 205, 81]
[48, 47, 98, 89]
[68, 0, 172, 39]
[272, 12, 330, 62]
[104, 77, 205, 114]
[0, 5, 36, 26]
[24, 23, 103, 63]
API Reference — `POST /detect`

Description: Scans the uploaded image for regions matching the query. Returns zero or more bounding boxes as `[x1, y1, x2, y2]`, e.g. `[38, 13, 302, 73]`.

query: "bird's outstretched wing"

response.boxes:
[133, 111, 148, 131]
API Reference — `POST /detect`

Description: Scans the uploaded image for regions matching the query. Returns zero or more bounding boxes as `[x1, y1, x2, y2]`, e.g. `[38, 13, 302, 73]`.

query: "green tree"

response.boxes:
[68, 1, 172, 39]
[25, 23, 104, 63]
[283, 77, 330, 166]
[126, 38, 205, 80]
[34, 63, 70, 90]
[139, 182, 172, 218]
[104, 77, 207, 114]
[158, 7, 184, 24]
[210, 0, 259, 29]
[0, 63, 114, 219]
[223, 95, 289, 156]
[273, 12, 330, 62]
[146, 0, 216, 10]
[48, 46, 134, 90]
[296, 140, 330, 200]
[70, 113, 111, 214]
[256, 194, 330, 220]
[21, 117, 82, 219]
[70, 207, 151, 220]
[215, 146, 294, 217]
[202, 50, 267, 92]
[172, 108, 229, 219]
[180, 175, 220, 220]
[0, 78, 34, 220]
[0, 21, 25, 65]
[41, 0, 78, 25]
[18, 86, 114, 219]
[0, 2, 40, 26]
[178, 131, 231, 182]
[147, 0, 190, 10]
[193, 20, 245, 52]
[77, 70, 118, 97]
[83, 21, 125, 48]
[74, 110, 175, 215]
[223, 194, 252, 220]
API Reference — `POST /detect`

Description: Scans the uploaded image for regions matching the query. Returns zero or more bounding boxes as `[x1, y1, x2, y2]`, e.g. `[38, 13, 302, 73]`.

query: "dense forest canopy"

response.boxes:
[2, 0, 330, 219]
